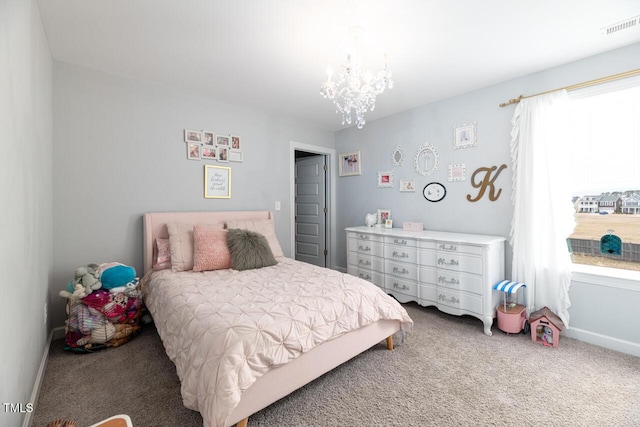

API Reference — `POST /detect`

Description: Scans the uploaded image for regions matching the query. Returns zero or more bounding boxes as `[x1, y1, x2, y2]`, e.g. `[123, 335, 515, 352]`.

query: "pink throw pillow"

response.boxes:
[153, 238, 171, 270]
[192, 226, 232, 272]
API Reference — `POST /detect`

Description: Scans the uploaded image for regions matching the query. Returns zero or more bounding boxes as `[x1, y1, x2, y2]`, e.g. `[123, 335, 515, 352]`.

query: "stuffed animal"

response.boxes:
[365, 213, 377, 227]
[100, 263, 136, 290]
[59, 264, 102, 298]
[543, 326, 554, 346]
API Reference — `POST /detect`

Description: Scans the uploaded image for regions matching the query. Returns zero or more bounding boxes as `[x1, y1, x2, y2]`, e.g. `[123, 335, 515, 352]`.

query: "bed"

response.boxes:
[142, 210, 413, 427]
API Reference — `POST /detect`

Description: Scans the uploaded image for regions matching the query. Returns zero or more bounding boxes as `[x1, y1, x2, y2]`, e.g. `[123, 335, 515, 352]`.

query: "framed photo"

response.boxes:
[453, 122, 478, 149]
[399, 179, 416, 192]
[339, 151, 361, 176]
[231, 135, 241, 150]
[204, 165, 231, 199]
[448, 163, 466, 181]
[377, 170, 394, 188]
[217, 146, 229, 162]
[203, 131, 215, 146]
[229, 150, 243, 162]
[216, 135, 230, 146]
[184, 129, 202, 143]
[385, 219, 393, 229]
[377, 209, 391, 224]
[187, 143, 201, 160]
[201, 146, 217, 160]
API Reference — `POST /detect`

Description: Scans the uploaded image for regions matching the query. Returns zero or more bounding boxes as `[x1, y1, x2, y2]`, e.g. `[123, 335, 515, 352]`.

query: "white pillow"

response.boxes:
[167, 223, 195, 272]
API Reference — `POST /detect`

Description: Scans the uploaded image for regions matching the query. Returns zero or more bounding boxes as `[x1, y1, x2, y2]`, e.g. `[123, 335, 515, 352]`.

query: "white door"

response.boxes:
[295, 155, 327, 267]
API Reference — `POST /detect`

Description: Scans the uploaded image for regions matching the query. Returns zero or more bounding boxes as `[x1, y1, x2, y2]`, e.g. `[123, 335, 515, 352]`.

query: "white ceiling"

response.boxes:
[37, 0, 640, 131]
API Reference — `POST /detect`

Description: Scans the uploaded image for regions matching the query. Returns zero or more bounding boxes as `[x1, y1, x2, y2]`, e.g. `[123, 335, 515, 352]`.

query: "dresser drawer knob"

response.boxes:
[392, 251, 409, 259]
[393, 266, 410, 275]
[393, 282, 410, 291]
[438, 294, 460, 304]
[394, 239, 407, 245]
[437, 258, 460, 266]
[359, 273, 372, 281]
[439, 243, 458, 251]
[359, 234, 369, 240]
[358, 259, 371, 266]
[359, 245, 371, 252]
[438, 276, 460, 285]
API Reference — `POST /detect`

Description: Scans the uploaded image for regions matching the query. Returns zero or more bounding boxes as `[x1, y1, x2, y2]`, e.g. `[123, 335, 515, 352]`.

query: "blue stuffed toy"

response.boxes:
[100, 263, 136, 290]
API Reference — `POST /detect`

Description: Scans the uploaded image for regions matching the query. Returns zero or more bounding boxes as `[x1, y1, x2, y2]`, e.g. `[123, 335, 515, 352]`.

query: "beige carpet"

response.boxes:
[32, 303, 640, 426]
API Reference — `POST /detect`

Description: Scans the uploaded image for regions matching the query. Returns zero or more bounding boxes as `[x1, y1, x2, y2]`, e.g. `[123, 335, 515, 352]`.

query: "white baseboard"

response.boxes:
[563, 327, 640, 357]
[23, 326, 64, 427]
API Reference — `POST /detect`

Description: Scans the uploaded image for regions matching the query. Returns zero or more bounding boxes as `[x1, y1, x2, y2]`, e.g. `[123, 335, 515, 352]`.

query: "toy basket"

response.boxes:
[63, 280, 143, 353]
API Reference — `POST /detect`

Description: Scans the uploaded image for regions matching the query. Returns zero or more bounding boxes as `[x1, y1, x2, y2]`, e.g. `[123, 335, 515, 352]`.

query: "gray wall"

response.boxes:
[0, 1, 53, 426]
[335, 42, 640, 353]
[51, 62, 335, 328]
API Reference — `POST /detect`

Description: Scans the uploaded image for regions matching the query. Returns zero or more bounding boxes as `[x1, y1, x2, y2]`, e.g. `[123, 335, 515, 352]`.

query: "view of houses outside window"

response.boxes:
[567, 79, 640, 272]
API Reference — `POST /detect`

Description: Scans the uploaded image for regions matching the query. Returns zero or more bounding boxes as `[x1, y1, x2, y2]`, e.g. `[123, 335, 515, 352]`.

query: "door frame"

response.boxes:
[290, 141, 336, 270]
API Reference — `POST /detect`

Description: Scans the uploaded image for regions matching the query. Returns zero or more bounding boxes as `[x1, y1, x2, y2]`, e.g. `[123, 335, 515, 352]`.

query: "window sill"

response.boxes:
[570, 263, 640, 291]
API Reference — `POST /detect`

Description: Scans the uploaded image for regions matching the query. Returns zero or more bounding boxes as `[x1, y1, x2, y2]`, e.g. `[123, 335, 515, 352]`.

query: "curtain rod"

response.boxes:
[498, 68, 640, 107]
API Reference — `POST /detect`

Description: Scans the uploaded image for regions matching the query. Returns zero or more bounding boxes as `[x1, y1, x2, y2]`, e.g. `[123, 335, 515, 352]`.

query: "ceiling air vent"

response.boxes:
[601, 15, 640, 35]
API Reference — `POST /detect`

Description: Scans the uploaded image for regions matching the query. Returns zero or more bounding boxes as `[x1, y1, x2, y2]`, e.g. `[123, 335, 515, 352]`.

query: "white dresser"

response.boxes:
[346, 226, 505, 336]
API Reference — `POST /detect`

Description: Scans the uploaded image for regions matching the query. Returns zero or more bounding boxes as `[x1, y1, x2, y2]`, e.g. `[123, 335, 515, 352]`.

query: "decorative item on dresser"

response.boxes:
[346, 226, 505, 335]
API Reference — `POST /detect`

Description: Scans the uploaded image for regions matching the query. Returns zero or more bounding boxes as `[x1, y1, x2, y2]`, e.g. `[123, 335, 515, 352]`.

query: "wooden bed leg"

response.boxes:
[386, 336, 394, 350]
[236, 418, 248, 427]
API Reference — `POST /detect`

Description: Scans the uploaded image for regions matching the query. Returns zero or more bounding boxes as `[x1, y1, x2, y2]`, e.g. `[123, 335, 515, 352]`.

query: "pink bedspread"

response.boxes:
[144, 258, 413, 427]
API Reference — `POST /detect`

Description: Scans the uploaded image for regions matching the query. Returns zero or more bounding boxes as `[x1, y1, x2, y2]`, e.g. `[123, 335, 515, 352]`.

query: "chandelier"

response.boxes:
[320, 26, 393, 129]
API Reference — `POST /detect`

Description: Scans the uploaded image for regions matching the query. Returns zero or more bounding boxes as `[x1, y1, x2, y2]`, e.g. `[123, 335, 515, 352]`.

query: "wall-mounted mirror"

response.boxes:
[414, 143, 439, 176]
[391, 146, 404, 166]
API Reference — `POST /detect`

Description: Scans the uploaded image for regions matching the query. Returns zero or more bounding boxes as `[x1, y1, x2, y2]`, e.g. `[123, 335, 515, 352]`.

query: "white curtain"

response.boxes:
[510, 90, 575, 328]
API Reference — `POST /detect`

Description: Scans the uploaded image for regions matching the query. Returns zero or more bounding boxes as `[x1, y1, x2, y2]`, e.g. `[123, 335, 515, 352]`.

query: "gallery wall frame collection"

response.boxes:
[338, 120, 507, 204]
[184, 129, 243, 163]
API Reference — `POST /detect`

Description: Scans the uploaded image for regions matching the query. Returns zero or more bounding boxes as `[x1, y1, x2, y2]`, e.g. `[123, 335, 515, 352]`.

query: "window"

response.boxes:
[567, 77, 640, 271]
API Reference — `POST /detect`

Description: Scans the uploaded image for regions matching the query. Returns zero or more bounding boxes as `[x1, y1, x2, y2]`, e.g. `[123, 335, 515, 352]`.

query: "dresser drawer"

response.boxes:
[436, 270, 483, 294]
[347, 231, 383, 243]
[436, 288, 482, 315]
[384, 236, 417, 247]
[349, 252, 383, 271]
[385, 260, 418, 281]
[384, 245, 417, 264]
[436, 253, 482, 275]
[356, 269, 385, 288]
[385, 276, 418, 298]
[435, 241, 483, 256]
[349, 237, 384, 256]
[420, 249, 483, 275]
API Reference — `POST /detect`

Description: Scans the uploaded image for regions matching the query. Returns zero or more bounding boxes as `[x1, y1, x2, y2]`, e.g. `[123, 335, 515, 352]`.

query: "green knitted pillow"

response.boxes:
[226, 229, 278, 271]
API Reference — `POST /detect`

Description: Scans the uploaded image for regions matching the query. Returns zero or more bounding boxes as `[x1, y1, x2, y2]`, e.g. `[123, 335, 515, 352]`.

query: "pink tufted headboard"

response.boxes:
[143, 210, 273, 273]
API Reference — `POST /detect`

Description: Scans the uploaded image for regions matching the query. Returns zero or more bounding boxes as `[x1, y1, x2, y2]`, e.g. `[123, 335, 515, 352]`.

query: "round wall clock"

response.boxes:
[423, 182, 447, 202]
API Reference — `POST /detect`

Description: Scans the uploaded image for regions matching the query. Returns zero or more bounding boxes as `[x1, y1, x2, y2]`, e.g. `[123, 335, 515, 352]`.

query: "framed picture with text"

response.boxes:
[204, 165, 231, 198]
